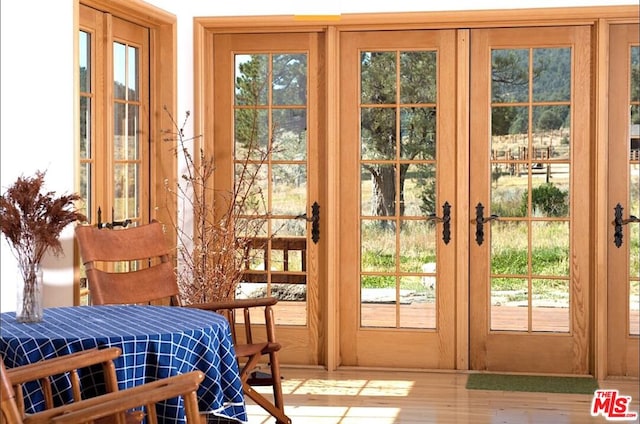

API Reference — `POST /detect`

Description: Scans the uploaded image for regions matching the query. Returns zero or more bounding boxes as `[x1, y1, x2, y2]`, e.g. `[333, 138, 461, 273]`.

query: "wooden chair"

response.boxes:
[75, 220, 292, 424]
[1, 347, 203, 424]
[4, 347, 121, 421]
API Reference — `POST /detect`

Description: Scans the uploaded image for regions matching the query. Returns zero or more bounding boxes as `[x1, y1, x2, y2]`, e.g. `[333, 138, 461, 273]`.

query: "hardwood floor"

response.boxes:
[244, 367, 640, 423]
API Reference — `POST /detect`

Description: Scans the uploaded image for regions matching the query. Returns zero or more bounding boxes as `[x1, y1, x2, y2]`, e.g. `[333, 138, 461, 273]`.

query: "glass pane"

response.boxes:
[235, 218, 267, 238]
[361, 108, 396, 160]
[492, 49, 529, 103]
[399, 276, 434, 329]
[361, 220, 395, 273]
[631, 163, 639, 221]
[529, 181, 569, 218]
[80, 163, 91, 221]
[246, 247, 266, 271]
[235, 108, 269, 160]
[113, 42, 126, 100]
[79, 31, 90, 92]
[271, 249, 285, 271]
[235, 163, 268, 216]
[271, 237, 305, 272]
[491, 277, 528, 331]
[361, 51, 396, 104]
[271, 218, 305, 237]
[491, 221, 528, 275]
[491, 169, 527, 218]
[532, 279, 569, 332]
[400, 51, 436, 104]
[235, 54, 268, 106]
[492, 106, 528, 141]
[113, 104, 139, 161]
[630, 46, 639, 102]
[400, 107, 436, 160]
[124, 105, 140, 160]
[113, 102, 125, 153]
[532, 221, 569, 276]
[272, 53, 307, 105]
[272, 108, 307, 160]
[533, 48, 571, 102]
[361, 164, 396, 216]
[272, 164, 306, 215]
[80, 97, 90, 159]
[632, 105, 640, 153]
[361, 275, 396, 328]
[113, 163, 139, 220]
[532, 105, 570, 160]
[402, 164, 435, 217]
[399, 220, 435, 273]
[127, 46, 139, 101]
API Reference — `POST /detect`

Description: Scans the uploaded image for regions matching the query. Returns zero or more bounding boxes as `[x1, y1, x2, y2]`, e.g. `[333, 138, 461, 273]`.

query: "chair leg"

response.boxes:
[269, 352, 286, 414]
[240, 350, 290, 424]
[241, 383, 291, 424]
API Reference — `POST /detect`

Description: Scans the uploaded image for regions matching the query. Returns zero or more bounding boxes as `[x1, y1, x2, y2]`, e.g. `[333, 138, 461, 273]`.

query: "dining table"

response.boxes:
[0, 304, 248, 423]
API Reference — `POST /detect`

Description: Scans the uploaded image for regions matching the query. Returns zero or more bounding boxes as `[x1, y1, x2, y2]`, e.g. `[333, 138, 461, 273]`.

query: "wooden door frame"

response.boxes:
[194, 6, 639, 374]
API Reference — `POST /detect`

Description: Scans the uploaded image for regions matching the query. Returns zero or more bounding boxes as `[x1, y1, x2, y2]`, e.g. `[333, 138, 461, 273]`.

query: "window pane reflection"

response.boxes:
[491, 277, 528, 331]
[361, 275, 396, 328]
[532, 279, 569, 332]
[361, 51, 396, 104]
[361, 220, 395, 273]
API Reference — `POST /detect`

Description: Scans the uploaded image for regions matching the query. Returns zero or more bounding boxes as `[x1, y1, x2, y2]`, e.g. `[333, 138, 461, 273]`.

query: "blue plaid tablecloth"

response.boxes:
[0, 305, 247, 423]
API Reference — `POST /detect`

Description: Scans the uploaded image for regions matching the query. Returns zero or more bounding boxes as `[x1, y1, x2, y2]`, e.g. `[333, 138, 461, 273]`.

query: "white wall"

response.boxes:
[1, 0, 75, 312]
[0, 0, 635, 312]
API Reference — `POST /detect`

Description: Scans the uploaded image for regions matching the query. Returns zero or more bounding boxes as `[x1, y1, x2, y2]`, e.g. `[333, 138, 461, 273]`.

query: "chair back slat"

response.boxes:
[75, 221, 181, 306]
[75, 222, 171, 263]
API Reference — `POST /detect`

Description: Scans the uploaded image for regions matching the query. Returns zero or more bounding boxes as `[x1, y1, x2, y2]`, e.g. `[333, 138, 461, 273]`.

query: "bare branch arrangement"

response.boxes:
[163, 107, 270, 303]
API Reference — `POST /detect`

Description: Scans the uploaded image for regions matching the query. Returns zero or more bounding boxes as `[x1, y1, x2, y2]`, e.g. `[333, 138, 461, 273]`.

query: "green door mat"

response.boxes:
[466, 373, 599, 394]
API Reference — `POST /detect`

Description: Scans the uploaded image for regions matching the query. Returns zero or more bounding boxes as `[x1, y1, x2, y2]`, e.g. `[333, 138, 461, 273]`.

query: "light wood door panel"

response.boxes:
[469, 26, 591, 374]
[339, 30, 457, 369]
[608, 23, 640, 377]
[211, 33, 322, 366]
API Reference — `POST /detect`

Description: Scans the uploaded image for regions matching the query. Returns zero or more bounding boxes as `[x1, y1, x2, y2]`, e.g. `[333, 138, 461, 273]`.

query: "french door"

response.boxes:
[608, 23, 639, 377]
[468, 26, 591, 373]
[210, 33, 322, 365]
[339, 26, 592, 373]
[338, 30, 458, 369]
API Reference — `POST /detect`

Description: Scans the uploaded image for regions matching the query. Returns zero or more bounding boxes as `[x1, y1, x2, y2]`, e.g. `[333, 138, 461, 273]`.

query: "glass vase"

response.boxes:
[17, 263, 44, 323]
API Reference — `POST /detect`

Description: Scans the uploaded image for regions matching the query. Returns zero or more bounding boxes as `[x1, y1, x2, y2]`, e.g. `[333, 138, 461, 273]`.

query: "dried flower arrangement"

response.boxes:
[0, 171, 86, 321]
[163, 108, 270, 304]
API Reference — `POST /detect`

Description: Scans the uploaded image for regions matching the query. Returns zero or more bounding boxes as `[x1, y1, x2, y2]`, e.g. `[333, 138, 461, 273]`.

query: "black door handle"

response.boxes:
[475, 202, 499, 246]
[96, 206, 132, 229]
[426, 201, 451, 244]
[613, 203, 639, 247]
[296, 201, 320, 244]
